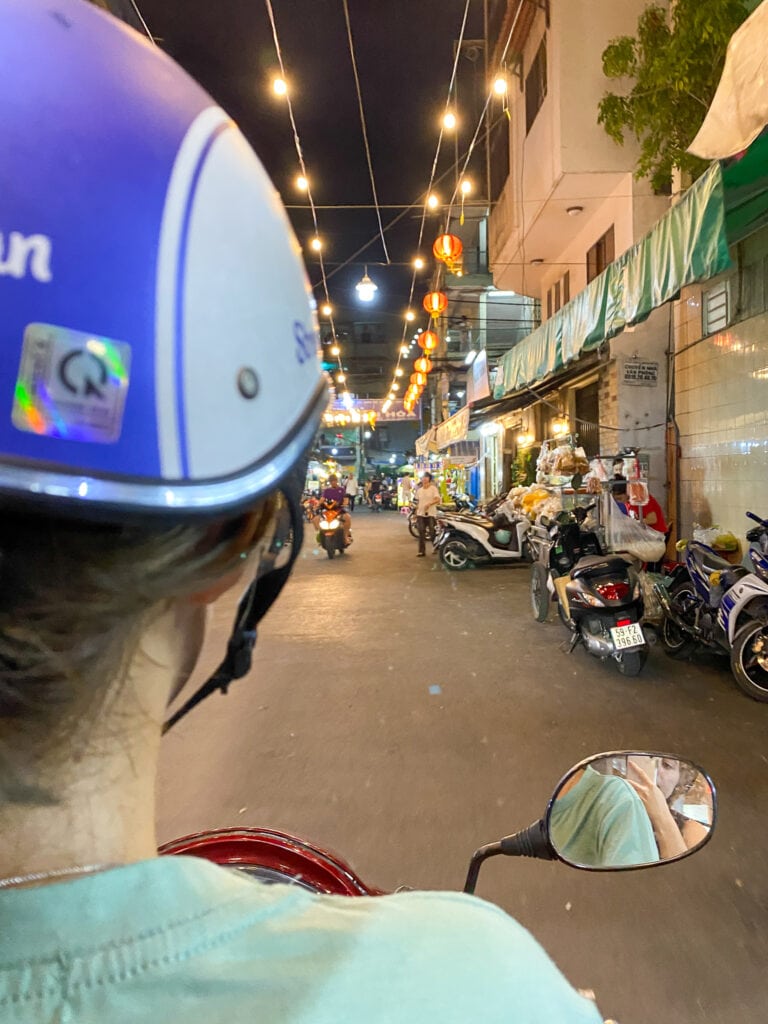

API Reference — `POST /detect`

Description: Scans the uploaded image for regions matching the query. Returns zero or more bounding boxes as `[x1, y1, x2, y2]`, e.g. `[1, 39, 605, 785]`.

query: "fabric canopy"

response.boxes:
[435, 407, 470, 450]
[415, 426, 438, 456]
[688, 0, 768, 159]
[494, 162, 731, 399]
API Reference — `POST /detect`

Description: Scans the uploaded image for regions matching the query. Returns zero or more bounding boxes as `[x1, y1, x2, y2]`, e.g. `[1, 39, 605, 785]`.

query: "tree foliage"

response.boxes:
[598, 0, 754, 192]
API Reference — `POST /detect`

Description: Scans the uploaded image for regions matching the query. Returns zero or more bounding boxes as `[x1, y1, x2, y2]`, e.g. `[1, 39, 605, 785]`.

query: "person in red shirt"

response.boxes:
[611, 482, 668, 534]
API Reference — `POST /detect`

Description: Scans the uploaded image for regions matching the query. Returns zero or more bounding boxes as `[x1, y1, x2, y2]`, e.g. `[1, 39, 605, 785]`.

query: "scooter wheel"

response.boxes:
[440, 539, 471, 571]
[326, 546, 335, 560]
[731, 621, 768, 702]
[530, 562, 549, 622]
[660, 580, 696, 658]
[616, 648, 648, 677]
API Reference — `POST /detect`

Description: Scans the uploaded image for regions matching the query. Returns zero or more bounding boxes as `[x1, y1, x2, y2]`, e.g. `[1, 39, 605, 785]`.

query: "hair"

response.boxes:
[611, 480, 628, 497]
[0, 499, 275, 803]
[423, 472, 433, 482]
[328, 475, 338, 485]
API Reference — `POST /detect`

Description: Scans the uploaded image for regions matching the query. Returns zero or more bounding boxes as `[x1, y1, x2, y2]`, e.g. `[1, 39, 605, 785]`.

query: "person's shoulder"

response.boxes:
[326, 891, 601, 1021]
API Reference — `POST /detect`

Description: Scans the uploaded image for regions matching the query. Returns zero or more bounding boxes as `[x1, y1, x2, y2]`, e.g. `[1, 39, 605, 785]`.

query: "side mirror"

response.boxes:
[463, 751, 716, 893]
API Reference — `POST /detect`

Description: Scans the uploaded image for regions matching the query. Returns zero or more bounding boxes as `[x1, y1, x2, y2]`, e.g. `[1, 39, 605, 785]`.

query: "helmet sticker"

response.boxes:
[12, 323, 131, 444]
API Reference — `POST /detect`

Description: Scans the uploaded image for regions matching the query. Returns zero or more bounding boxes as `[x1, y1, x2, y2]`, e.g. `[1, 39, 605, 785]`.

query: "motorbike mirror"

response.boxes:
[547, 751, 716, 870]
[463, 750, 716, 894]
[676, 539, 688, 552]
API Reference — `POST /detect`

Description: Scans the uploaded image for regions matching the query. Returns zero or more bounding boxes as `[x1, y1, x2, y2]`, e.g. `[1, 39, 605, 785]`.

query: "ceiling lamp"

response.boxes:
[414, 356, 432, 374]
[418, 330, 439, 352]
[423, 291, 448, 317]
[433, 233, 463, 273]
[566, 205, 584, 216]
[355, 266, 378, 303]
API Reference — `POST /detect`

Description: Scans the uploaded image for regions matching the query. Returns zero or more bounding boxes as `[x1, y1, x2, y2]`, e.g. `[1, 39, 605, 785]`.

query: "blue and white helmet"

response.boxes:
[0, 0, 327, 521]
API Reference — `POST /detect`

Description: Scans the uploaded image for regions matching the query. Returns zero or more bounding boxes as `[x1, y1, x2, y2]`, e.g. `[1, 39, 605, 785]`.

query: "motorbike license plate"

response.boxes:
[610, 622, 645, 650]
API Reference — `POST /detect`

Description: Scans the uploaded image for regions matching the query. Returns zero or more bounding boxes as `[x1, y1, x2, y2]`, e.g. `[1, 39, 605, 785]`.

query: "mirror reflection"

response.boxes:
[547, 752, 715, 870]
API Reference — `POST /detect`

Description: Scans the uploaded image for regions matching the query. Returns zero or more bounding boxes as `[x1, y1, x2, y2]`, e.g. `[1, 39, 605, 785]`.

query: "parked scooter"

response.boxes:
[655, 511, 768, 701]
[436, 497, 532, 570]
[530, 505, 648, 676]
[317, 502, 347, 560]
[160, 749, 717, 1021]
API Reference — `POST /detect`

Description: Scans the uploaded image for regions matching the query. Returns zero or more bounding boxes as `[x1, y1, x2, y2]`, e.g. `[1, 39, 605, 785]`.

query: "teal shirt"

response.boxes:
[549, 765, 660, 868]
[0, 855, 602, 1023]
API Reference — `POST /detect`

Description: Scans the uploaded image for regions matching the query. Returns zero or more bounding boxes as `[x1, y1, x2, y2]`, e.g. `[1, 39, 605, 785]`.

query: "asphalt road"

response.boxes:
[158, 508, 768, 1024]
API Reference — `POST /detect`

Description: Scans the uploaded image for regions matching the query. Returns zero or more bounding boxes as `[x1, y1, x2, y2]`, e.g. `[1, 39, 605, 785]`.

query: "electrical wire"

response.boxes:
[263, 0, 346, 393]
[341, 0, 390, 265]
[127, 0, 155, 42]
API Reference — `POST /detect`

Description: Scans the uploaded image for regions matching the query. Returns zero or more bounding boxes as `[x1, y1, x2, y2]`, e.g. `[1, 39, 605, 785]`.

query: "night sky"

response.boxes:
[139, 0, 484, 359]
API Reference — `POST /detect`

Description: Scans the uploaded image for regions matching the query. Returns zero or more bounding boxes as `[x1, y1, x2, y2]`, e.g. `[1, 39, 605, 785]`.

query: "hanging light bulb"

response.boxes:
[426, 193, 440, 211]
[330, 344, 341, 357]
[391, 382, 400, 391]
[413, 256, 425, 270]
[395, 367, 404, 377]
[272, 77, 288, 97]
[336, 373, 346, 383]
[296, 174, 309, 191]
[443, 111, 457, 131]
[405, 310, 415, 322]
[493, 76, 508, 96]
[321, 303, 333, 317]
[310, 237, 322, 252]
[355, 266, 378, 303]
[460, 179, 473, 196]
[399, 344, 409, 357]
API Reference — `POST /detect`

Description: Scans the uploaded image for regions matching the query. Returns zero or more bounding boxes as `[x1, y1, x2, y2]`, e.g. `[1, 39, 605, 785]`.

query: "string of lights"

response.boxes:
[379, 0, 473, 415]
[382, 0, 529, 416]
[263, 0, 350, 406]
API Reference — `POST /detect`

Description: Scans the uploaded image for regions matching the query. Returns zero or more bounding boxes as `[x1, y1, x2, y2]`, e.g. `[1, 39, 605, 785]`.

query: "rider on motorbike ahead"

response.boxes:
[0, 4, 599, 1022]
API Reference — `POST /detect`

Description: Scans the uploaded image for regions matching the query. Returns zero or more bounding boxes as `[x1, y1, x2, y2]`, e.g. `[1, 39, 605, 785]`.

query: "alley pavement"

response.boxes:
[159, 507, 768, 1024]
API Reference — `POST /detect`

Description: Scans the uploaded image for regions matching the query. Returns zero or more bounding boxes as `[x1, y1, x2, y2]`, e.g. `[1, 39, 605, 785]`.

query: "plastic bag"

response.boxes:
[606, 501, 666, 562]
[693, 523, 721, 547]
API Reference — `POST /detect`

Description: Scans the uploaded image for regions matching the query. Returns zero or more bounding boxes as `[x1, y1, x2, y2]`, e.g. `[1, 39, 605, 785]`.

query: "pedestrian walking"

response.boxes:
[416, 472, 441, 556]
[345, 474, 359, 512]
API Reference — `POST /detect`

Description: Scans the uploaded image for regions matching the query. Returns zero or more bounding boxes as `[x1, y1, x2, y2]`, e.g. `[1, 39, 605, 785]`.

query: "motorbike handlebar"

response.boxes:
[746, 511, 768, 527]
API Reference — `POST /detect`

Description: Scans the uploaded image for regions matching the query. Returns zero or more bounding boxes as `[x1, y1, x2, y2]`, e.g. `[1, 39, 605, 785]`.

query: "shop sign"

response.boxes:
[436, 406, 470, 449]
[467, 349, 491, 403]
[330, 397, 420, 421]
[622, 358, 659, 387]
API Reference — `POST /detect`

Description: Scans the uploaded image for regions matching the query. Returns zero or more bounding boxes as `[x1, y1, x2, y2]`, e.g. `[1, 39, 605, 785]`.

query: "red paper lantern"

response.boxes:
[418, 330, 439, 352]
[414, 356, 433, 374]
[410, 372, 427, 387]
[432, 233, 463, 265]
[423, 291, 448, 316]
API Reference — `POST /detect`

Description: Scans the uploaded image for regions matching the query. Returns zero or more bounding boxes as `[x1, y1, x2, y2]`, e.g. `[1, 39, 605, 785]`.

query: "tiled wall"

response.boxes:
[675, 286, 768, 543]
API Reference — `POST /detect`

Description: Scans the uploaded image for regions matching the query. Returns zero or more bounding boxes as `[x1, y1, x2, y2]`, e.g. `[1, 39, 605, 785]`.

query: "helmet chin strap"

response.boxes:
[162, 481, 304, 734]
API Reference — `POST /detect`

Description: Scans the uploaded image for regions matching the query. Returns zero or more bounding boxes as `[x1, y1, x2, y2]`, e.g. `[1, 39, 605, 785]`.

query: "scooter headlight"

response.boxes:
[319, 520, 333, 530]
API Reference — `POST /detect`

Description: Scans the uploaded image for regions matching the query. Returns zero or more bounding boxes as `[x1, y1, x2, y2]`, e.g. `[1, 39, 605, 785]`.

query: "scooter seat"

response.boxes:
[690, 544, 741, 576]
[570, 555, 630, 580]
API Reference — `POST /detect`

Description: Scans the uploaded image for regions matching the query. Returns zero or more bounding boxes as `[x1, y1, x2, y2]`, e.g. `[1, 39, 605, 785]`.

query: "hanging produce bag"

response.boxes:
[605, 497, 666, 562]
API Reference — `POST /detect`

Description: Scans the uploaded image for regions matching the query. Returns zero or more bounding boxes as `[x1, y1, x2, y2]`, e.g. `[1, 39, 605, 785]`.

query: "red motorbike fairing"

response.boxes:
[159, 827, 382, 896]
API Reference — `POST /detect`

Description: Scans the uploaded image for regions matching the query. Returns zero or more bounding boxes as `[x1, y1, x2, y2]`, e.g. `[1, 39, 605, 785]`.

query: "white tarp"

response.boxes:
[689, 1, 768, 159]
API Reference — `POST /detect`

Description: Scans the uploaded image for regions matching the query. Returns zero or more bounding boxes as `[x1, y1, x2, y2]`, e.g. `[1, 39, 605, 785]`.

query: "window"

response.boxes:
[554, 280, 561, 313]
[702, 281, 730, 336]
[546, 289, 553, 319]
[562, 271, 570, 304]
[586, 226, 615, 284]
[525, 40, 547, 134]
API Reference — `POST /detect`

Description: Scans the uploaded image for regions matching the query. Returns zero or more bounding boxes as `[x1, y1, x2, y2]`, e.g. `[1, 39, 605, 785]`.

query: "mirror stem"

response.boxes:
[500, 819, 553, 860]
[463, 821, 553, 895]
[463, 841, 501, 895]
